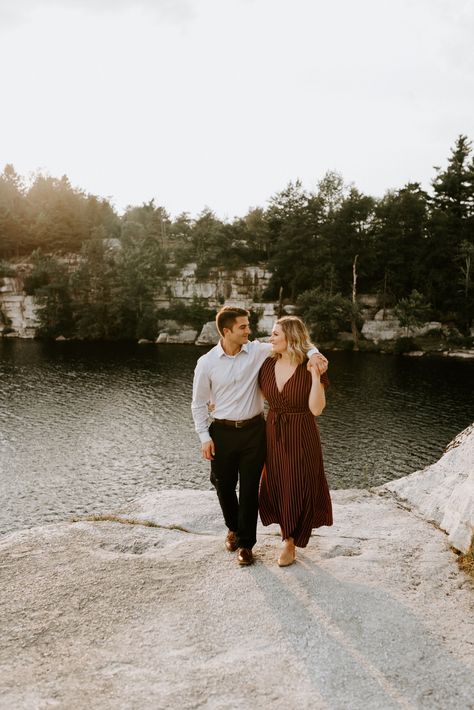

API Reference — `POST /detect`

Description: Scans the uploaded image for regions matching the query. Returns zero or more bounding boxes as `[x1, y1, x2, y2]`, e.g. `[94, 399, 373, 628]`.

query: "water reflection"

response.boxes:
[0, 340, 473, 535]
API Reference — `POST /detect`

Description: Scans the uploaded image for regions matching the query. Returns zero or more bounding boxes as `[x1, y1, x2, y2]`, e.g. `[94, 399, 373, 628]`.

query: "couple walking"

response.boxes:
[191, 306, 333, 566]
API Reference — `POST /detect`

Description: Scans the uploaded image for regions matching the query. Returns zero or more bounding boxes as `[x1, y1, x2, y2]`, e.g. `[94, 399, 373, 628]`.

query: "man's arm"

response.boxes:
[255, 339, 321, 355]
[191, 359, 213, 451]
[254, 338, 326, 372]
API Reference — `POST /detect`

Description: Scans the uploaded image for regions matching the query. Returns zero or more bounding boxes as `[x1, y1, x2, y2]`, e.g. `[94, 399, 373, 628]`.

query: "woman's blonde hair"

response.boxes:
[273, 316, 314, 365]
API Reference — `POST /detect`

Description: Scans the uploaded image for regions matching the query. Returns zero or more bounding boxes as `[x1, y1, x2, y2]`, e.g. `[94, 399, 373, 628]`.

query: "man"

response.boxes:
[191, 306, 328, 566]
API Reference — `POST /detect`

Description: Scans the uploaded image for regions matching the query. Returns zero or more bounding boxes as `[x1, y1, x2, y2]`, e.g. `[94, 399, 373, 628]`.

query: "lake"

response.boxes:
[0, 340, 473, 536]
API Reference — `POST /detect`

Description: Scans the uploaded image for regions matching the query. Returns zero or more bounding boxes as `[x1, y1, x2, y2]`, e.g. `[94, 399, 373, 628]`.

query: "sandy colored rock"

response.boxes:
[196, 321, 219, 345]
[386, 423, 474, 553]
[0, 488, 473, 710]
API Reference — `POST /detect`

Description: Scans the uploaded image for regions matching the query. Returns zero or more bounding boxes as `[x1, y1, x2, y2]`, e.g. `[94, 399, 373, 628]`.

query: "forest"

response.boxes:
[0, 136, 473, 341]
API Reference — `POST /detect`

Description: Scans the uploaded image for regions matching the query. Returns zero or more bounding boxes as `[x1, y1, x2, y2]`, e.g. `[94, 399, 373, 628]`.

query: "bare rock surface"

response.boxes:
[385, 423, 474, 553]
[1, 489, 473, 710]
[196, 321, 219, 345]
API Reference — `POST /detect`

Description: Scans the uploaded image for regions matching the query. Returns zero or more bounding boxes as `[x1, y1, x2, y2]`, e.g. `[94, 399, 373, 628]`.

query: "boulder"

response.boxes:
[0, 285, 40, 338]
[255, 302, 277, 336]
[357, 294, 379, 308]
[196, 321, 219, 345]
[156, 329, 198, 344]
[362, 317, 444, 343]
[361, 319, 404, 341]
[385, 423, 474, 553]
[447, 350, 474, 360]
[374, 308, 396, 321]
[414, 321, 442, 336]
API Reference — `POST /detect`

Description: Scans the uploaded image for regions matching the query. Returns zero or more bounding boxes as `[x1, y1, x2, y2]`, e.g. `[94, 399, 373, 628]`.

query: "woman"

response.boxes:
[258, 316, 333, 566]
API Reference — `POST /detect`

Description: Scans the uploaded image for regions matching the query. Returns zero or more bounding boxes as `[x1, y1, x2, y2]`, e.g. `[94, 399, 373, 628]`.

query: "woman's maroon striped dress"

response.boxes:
[258, 357, 333, 547]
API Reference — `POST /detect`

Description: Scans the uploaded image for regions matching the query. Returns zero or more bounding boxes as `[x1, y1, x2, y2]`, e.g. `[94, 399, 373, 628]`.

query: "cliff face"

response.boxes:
[2, 266, 473, 352]
[0, 277, 39, 338]
[158, 263, 271, 308]
[0, 265, 274, 339]
[361, 309, 443, 342]
[385, 423, 474, 553]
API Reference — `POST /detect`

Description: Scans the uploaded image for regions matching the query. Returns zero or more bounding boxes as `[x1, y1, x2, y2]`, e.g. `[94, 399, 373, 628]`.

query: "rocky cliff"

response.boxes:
[385, 423, 474, 554]
[0, 277, 39, 338]
[0, 265, 275, 340]
[157, 262, 271, 308]
[1, 268, 474, 357]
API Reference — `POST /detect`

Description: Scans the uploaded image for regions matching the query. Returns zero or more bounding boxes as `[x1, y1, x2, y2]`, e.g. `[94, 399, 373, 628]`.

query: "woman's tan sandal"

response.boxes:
[278, 541, 296, 567]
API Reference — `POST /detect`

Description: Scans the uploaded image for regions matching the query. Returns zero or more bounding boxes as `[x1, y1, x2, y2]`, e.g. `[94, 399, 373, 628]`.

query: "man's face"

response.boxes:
[226, 316, 251, 345]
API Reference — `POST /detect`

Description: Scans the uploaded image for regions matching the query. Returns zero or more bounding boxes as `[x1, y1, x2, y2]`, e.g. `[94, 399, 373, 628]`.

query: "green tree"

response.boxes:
[457, 240, 474, 331]
[0, 164, 30, 257]
[168, 212, 194, 266]
[327, 187, 376, 296]
[69, 235, 121, 339]
[297, 288, 354, 341]
[426, 135, 474, 320]
[114, 222, 167, 339]
[26, 173, 119, 254]
[266, 180, 324, 300]
[24, 251, 73, 337]
[394, 290, 431, 335]
[122, 200, 170, 249]
[189, 208, 229, 276]
[241, 207, 271, 262]
[373, 183, 429, 304]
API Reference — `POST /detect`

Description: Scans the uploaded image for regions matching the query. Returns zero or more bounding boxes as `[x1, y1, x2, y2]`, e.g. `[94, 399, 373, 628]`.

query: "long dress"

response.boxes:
[258, 357, 333, 547]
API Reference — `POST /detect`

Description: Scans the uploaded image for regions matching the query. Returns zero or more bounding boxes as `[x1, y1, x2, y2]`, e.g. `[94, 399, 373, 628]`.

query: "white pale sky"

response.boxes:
[1, 0, 473, 218]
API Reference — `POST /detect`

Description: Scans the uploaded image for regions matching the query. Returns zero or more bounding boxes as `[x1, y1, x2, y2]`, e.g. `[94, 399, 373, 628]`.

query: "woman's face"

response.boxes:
[270, 323, 288, 354]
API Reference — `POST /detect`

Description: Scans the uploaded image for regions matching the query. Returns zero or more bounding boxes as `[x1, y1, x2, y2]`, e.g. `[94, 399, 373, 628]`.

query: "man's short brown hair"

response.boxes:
[216, 306, 250, 337]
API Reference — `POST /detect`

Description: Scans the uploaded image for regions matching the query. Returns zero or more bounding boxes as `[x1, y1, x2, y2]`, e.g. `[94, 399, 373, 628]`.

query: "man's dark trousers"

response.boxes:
[209, 417, 266, 550]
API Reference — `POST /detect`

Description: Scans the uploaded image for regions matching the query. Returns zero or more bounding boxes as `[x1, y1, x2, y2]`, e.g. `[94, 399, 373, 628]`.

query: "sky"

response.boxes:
[1, 0, 473, 219]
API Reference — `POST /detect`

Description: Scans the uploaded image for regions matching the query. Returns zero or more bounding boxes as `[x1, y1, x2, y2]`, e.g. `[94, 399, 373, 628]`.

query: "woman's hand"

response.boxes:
[308, 362, 325, 416]
[307, 352, 328, 375]
[309, 361, 321, 380]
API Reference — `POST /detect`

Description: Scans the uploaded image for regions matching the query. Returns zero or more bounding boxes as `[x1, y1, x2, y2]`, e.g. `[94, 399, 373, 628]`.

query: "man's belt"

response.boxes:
[212, 413, 263, 429]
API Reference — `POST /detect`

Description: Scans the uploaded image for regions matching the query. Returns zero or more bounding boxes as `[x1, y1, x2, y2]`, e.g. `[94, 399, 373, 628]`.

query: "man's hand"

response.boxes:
[307, 352, 328, 375]
[201, 440, 215, 461]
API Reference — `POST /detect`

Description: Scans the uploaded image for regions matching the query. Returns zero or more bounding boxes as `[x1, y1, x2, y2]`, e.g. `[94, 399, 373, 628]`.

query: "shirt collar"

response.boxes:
[217, 340, 249, 357]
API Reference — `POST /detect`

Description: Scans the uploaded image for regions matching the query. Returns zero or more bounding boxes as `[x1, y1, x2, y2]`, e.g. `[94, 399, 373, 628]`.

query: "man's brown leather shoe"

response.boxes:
[225, 530, 238, 552]
[237, 548, 254, 566]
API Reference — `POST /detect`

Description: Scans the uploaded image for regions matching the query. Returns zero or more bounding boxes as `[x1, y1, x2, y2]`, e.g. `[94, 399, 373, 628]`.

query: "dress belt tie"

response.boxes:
[274, 410, 309, 441]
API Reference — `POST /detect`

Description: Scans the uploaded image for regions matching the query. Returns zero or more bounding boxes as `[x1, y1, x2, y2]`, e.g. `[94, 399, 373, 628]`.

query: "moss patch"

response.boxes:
[457, 538, 474, 580]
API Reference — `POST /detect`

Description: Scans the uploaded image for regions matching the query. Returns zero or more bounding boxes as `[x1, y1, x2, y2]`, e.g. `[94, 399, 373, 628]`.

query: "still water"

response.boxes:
[0, 340, 473, 536]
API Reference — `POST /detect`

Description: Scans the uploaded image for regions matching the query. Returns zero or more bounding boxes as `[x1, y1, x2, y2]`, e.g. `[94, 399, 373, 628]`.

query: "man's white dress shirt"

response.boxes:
[191, 340, 318, 444]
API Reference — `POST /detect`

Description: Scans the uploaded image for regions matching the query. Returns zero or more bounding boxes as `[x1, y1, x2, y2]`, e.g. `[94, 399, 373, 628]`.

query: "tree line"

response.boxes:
[0, 135, 473, 340]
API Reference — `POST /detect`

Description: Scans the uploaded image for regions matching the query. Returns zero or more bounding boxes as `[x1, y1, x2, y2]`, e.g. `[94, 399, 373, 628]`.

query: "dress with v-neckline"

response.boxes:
[258, 357, 332, 547]
[274, 360, 299, 394]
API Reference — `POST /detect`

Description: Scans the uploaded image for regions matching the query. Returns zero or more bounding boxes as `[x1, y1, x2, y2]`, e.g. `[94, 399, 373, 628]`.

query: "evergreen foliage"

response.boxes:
[297, 289, 354, 340]
[1, 135, 473, 338]
[394, 290, 431, 336]
[156, 298, 215, 330]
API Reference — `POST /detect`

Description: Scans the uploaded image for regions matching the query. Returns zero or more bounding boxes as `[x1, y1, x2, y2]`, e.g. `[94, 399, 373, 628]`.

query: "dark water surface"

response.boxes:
[0, 340, 473, 535]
